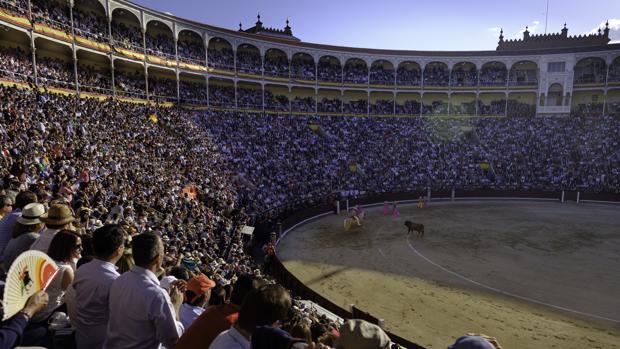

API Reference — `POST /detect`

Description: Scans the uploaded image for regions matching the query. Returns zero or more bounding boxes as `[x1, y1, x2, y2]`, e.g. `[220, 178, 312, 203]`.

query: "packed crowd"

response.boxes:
[145, 32, 175, 58]
[236, 51, 262, 75]
[148, 76, 177, 102]
[180, 80, 208, 104]
[208, 47, 235, 70]
[178, 37, 206, 64]
[343, 63, 368, 84]
[263, 54, 289, 78]
[264, 91, 290, 112]
[114, 70, 146, 98]
[31, 0, 70, 32]
[73, 6, 108, 43]
[77, 64, 112, 94]
[111, 22, 143, 50]
[370, 65, 395, 85]
[36, 56, 75, 89]
[292, 96, 316, 113]
[0, 46, 33, 82]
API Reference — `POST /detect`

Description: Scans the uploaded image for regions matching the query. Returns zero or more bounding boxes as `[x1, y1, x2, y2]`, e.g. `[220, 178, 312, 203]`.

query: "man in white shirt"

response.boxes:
[72, 225, 125, 349]
[180, 273, 215, 329]
[105, 233, 184, 349]
[30, 203, 75, 253]
[209, 284, 292, 349]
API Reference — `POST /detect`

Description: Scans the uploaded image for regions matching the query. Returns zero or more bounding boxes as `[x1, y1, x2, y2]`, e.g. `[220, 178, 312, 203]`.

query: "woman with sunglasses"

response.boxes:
[31, 230, 82, 323]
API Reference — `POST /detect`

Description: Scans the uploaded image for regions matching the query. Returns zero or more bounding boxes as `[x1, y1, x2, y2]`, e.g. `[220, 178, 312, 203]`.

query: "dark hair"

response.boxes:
[12, 222, 44, 238]
[77, 255, 94, 269]
[169, 266, 189, 280]
[207, 285, 227, 306]
[230, 274, 263, 306]
[47, 230, 80, 262]
[92, 224, 125, 259]
[14, 191, 37, 210]
[237, 284, 291, 331]
[132, 233, 161, 268]
[0, 195, 11, 208]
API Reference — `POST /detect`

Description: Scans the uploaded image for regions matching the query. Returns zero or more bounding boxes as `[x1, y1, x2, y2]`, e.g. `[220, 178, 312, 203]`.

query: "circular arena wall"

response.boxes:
[271, 190, 620, 349]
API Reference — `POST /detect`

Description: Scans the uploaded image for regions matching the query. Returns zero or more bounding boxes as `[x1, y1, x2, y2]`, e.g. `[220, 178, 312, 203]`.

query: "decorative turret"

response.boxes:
[238, 22, 243, 32]
[239, 14, 300, 41]
[604, 20, 610, 38]
[284, 19, 292, 35]
[561, 23, 568, 37]
[498, 28, 504, 42]
[497, 22, 611, 51]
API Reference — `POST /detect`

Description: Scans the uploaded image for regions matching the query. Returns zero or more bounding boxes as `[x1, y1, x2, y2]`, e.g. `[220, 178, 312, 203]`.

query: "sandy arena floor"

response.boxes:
[278, 200, 620, 349]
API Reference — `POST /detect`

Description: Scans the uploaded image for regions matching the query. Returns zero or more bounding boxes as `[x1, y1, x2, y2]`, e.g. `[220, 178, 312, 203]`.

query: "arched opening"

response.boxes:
[609, 56, 620, 83]
[237, 81, 262, 109]
[547, 83, 563, 106]
[480, 62, 507, 86]
[35, 37, 75, 89]
[179, 73, 207, 104]
[77, 49, 111, 94]
[148, 67, 177, 102]
[177, 29, 205, 65]
[265, 84, 289, 112]
[0, 27, 33, 82]
[145, 20, 175, 59]
[507, 92, 536, 117]
[291, 53, 315, 80]
[32, 0, 71, 32]
[317, 89, 341, 113]
[571, 91, 604, 117]
[343, 90, 367, 114]
[236, 43, 262, 75]
[450, 62, 477, 87]
[422, 93, 448, 115]
[264, 49, 289, 78]
[424, 62, 449, 87]
[509, 61, 538, 86]
[114, 59, 146, 99]
[370, 91, 394, 115]
[208, 78, 234, 108]
[317, 56, 342, 83]
[397, 61, 421, 86]
[574, 57, 607, 85]
[450, 93, 476, 115]
[207, 37, 234, 71]
[606, 89, 620, 116]
[370, 60, 395, 85]
[396, 92, 421, 115]
[291, 87, 316, 112]
[343, 58, 368, 84]
[111, 8, 143, 50]
[73, 0, 108, 43]
[478, 93, 506, 116]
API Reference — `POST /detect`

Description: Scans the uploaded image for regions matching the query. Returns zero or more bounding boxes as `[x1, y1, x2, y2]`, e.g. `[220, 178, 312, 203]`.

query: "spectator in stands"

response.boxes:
[30, 203, 75, 254]
[0, 195, 11, 219]
[105, 233, 184, 349]
[176, 274, 263, 349]
[0, 190, 37, 262]
[337, 319, 392, 349]
[209, 283, 292, 349]
[31, 230, 81, 323]
[72, 224, 126, 349]
[180, 273, 216, 329]
[2, 203, 45, 270]
[0, 291, 49, 349]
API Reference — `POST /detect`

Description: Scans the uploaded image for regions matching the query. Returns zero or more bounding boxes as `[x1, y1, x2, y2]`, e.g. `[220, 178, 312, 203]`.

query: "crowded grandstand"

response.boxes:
[0, 0, 619, 348]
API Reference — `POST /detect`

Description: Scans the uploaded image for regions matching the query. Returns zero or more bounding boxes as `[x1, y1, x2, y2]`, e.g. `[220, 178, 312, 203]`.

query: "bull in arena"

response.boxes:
[405, 220, 424, 237]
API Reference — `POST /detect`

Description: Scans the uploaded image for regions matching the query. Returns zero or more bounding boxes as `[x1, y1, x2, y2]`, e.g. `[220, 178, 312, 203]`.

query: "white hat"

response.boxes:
[17, 203, 45, 225]
[159, 275, 178, 290]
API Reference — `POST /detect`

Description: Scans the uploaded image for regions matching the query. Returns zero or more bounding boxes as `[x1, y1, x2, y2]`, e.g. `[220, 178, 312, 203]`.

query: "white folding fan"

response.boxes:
[3, 251, 59, 320]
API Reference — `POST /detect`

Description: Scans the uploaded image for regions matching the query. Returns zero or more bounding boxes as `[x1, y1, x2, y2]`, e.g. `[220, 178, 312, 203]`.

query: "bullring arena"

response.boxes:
[278, 200, 620, 349]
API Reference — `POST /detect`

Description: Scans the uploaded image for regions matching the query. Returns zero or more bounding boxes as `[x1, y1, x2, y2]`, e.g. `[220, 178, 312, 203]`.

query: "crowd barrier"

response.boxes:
[268, 189, 620, 349]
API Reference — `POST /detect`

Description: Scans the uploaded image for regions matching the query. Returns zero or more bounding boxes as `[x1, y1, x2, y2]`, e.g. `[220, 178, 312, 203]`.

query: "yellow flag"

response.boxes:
[149, 114, 158, 123]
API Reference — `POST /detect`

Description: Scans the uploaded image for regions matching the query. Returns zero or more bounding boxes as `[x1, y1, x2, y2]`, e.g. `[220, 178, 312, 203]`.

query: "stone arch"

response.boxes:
[318, 55, 342, 82]
[424, 61, 449, 86]
[547, 83, 563, 106]
[343, 58, 368, 84]
[480, 61, 507, 86]
[509, 60, 538, 86]
[236, 43, 262, 74]
[450, 61, 477, 87]
[573, 57, 607, 84]
[264, 48, 289, 78]
[291, 52, 315, 80]
[397, 61, 421, 86]
[370, 59, 395, 85]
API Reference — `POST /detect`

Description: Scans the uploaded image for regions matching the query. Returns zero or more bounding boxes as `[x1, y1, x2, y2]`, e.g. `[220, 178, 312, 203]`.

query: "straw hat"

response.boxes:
[40, 203, 75, 226]
[17, 203, 46, 225]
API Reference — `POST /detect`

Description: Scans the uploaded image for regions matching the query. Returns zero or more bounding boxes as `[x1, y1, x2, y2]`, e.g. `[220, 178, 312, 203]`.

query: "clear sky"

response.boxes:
[131, 0, 620, 51]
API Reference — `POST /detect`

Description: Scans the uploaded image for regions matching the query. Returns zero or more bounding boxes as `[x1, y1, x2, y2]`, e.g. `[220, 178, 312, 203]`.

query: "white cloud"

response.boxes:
[586, 19, 620, 43]
[487, 27, 501, 37]
[513, 20, 540, 39]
